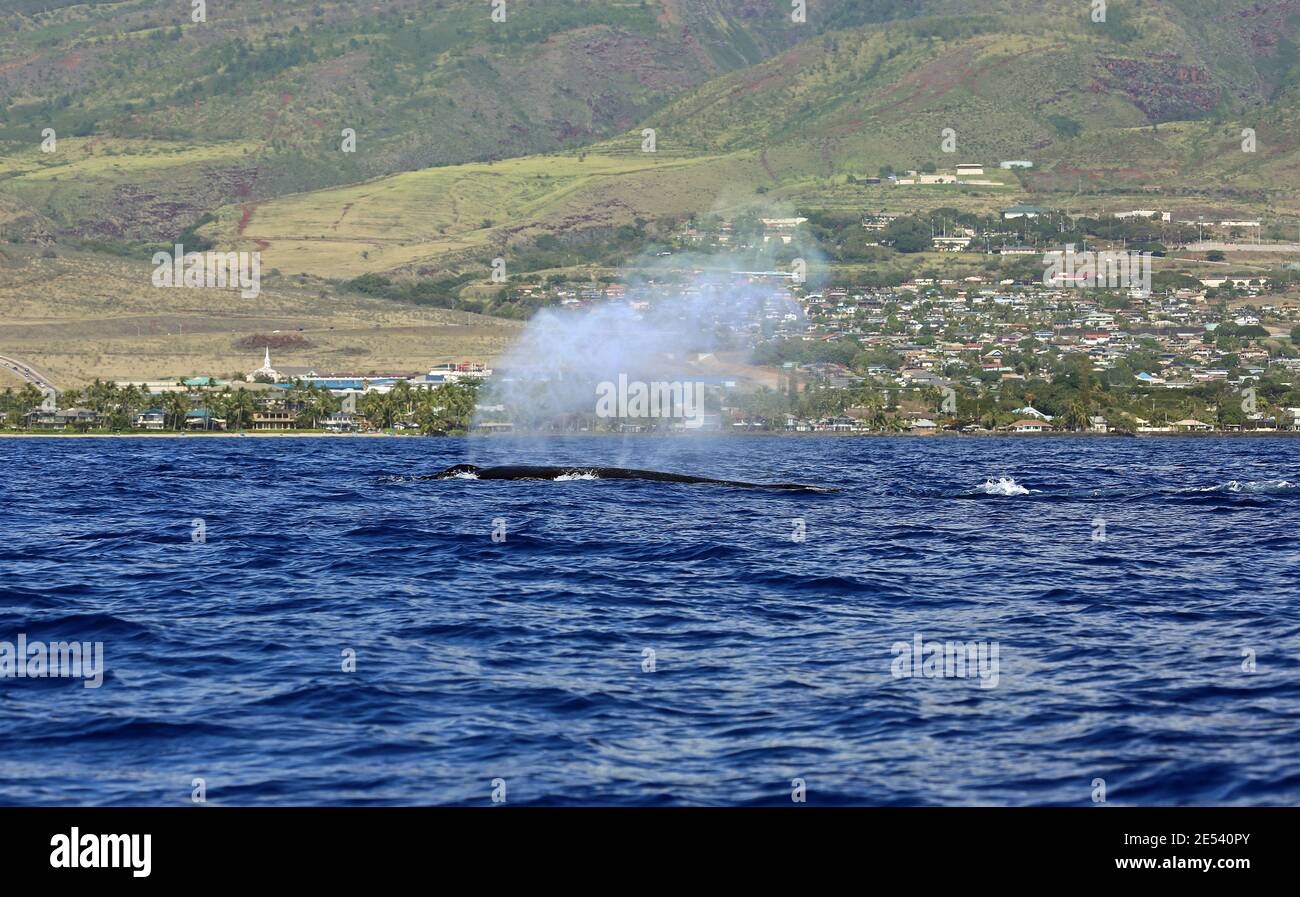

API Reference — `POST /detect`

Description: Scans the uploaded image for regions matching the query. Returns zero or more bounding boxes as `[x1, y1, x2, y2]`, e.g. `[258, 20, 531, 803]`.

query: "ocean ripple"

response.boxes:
[0, 434, 1297, 805]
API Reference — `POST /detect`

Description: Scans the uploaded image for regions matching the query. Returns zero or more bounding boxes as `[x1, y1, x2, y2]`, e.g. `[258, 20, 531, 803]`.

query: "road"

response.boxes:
[1184, 241, 1300, 253]
[0, 354, 58, 391]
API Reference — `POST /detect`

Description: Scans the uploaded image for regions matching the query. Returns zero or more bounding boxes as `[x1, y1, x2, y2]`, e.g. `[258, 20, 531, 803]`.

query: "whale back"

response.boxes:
[434, 463, 482, 478]
[423, 463, 834, 491]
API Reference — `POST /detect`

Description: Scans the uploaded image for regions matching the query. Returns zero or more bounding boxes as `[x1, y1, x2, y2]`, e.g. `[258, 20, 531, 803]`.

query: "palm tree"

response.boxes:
[206, 393, 228, 431]
[16, 383, 44, 416]
[85, 379, 115, 415]
[416, 381, 479, 434]
[229, 388, 256, 430]
[1059, 399, 1089, 432]
[390, 381, 414, 425]
[164, 392, 189, 431]
[360, 391, 396, 429]
[870, 405, 887, 431]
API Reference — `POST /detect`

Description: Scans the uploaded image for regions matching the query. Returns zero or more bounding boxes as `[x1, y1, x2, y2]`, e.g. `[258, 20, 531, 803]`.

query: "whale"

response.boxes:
[421, 464, 836, 492]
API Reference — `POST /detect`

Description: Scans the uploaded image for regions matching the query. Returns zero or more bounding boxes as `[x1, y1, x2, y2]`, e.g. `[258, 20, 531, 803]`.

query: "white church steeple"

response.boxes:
[248, 346, 280, 382]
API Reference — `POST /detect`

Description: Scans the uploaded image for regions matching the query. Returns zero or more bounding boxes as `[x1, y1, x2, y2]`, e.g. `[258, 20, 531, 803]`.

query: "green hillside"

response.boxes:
[0, 0, 913, 241]
[638, 1, 1300, 175]
[3, 0, 1300, 278]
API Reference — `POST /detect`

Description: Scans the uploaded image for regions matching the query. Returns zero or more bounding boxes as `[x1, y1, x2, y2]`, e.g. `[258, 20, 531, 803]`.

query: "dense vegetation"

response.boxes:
[1, 378, 482, 435]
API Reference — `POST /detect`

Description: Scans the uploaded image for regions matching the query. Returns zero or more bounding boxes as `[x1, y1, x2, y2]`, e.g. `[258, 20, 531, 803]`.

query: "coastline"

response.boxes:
[3, 430, 1297, 439]
[0, 431, 418, 438]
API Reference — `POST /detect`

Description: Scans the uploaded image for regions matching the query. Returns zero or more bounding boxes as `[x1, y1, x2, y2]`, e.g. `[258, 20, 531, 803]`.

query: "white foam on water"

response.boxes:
[973, 476, 1032, 496]
[554, 471, 599, 481]
[1198, 479, 1297, 494]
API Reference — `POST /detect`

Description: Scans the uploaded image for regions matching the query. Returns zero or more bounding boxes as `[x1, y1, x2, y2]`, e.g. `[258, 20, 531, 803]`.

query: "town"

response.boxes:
[6, 184, 1300, 436]
[0, 351, 490, 435]
[486, 192, 1300, 436]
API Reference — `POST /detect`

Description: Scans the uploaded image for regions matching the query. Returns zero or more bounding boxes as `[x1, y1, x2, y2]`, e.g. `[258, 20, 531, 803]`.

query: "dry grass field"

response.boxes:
[0, 246, 521, 388]
[205, 148, 761, 279]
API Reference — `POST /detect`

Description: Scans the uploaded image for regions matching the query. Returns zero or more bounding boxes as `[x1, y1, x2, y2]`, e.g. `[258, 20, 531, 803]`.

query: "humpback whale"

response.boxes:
[421, 464, 835, 492]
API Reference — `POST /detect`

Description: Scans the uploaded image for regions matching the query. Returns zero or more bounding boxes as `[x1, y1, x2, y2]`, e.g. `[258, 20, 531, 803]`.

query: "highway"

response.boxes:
[0, 354, 58, 392]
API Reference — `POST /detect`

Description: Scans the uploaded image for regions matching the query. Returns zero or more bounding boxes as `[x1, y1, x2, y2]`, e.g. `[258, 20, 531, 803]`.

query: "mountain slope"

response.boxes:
[0, 0, 908, 241]
[3, 0, 1300, 268]
[172, 0, 1300, 283]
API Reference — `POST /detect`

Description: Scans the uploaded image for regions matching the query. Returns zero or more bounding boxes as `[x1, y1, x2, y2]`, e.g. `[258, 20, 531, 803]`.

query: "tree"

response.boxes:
[164, 392, 189, 431]
[884, 216, 932, 253]
[11, 383, 44, 426]
[416, 380, 480, 434]
[360, 391, 397, 429]
[1058, 400, 1090, 432]
[227, 389, 256, 430]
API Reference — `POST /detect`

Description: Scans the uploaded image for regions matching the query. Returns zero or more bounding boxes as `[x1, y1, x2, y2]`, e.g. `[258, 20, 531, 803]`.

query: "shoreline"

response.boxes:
[0, 431, 413, 439]
[2, 430, 1297, 439]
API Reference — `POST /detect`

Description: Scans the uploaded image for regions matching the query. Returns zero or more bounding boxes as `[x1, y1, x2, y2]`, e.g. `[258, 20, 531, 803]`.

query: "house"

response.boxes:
[473, 420, 514, 433]
[1000, 160, 1034, 169]
[1002, 205, 1048, 220]
[1088, 415, 1109, 433]
[909, 419, 938, 435]
[134, 408, 166, 430]
[117, 380, 188, 395]
[184, 409, 224, 431]
[956, 164, 984, 176]
[1113, 210, 1171, 222]
[862, 215, 897, 231]
[26, 408, 100, 430]
[898, 174, 958, 185]
[1172, 418, 1213, 432]
[1009, 419, 1053, 433]
[252, 410, 296, 431]
[322, 412, 363, 432]
[932, 236, 972, 251]
[759, 217, 808, 244]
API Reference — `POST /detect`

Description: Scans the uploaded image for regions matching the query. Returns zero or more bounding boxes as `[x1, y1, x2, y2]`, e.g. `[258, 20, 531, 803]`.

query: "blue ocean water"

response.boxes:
[1, 435, 1298, 806]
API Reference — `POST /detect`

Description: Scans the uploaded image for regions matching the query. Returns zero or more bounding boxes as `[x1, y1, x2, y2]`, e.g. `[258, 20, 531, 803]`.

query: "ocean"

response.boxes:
[2, 435, 1298, 805]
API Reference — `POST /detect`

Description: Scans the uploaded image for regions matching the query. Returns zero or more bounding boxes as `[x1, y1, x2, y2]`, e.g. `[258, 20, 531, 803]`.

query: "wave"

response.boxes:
[971, 476, 1032, 496]
[1190, 479, 1299, 494]
[553, 470, 599, 481]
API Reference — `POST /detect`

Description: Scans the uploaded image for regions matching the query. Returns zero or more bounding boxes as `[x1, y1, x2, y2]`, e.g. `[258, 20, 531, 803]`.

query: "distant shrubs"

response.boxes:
[343, 271, 476, 311]
[1047, 115, 1083, 139]
[1100, 2, 1141, 43]
[883, 216, 932, 253]
[176, 214, 217, 252]
[234, 333, 314, 351]
[905, 15, 1001, 41]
